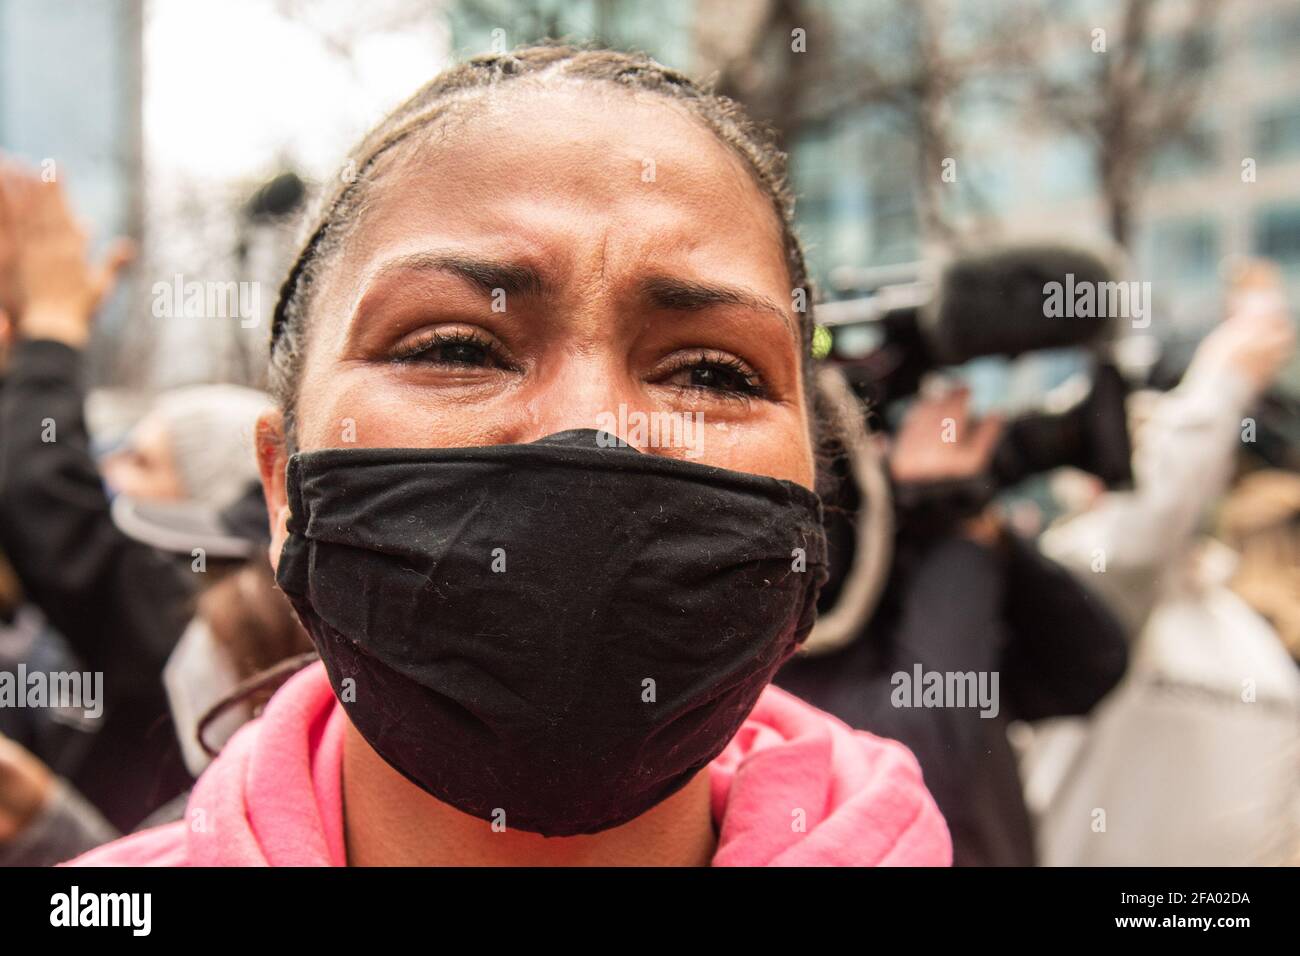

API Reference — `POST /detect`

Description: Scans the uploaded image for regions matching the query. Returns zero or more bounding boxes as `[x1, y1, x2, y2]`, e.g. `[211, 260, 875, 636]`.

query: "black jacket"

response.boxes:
[0, 339, 193, 831]
[777, 531, 1129, 866]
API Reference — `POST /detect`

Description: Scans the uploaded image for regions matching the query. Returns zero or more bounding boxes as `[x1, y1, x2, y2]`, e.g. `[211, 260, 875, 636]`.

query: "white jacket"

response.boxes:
[1020, 362, 1300, 866]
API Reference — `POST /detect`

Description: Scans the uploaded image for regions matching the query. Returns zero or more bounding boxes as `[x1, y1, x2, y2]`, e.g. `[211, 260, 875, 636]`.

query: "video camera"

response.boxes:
[818, 244, 1134, 526]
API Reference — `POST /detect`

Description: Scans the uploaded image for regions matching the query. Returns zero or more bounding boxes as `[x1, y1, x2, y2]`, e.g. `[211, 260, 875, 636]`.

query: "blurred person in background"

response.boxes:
[112, 478, 315, 792]
[0, 730, 117, 867]
[1021, 261, 1300, 866]
[1221, 469, 1300, 663]
[0, 479, 312, 864]
[0, 159, 273, 831]
[777, 385, 1129, 866]
[0, 227, 116, 864]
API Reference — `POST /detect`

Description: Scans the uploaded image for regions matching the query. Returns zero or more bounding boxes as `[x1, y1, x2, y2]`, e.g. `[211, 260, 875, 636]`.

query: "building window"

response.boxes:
[1254, 99, 1300, 162]
[1151, 120, 1218, 178]
[1251, 8, 1300, 65]
[1254, 204, 1300, 267]
[1144, 216, 1219, 281]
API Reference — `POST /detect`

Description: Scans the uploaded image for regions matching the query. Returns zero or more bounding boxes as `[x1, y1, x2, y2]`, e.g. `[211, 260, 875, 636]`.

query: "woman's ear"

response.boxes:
[255, 408, 291, 570]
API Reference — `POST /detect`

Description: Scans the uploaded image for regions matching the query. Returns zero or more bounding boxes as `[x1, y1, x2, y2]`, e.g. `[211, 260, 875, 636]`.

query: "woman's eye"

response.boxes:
[688, 364, 750, 393]
[432, 341, 492, 366]
[662, 352, 765, 399]
[392, 331, 510, 370]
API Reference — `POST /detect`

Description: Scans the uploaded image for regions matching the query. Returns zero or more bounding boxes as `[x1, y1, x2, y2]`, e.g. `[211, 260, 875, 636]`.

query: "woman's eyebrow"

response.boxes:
[639, 275, 797, 340]
[368, 252, 549, 298]
[357, 256, 797, 339]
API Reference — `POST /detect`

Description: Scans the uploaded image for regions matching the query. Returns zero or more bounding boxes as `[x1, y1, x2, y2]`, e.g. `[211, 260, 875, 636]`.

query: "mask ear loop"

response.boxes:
[801, 367, 894, 657]
[194, 651, 320, 759]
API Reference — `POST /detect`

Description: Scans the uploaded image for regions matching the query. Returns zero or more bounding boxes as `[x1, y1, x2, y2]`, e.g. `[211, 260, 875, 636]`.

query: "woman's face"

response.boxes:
[101, 416, 186, 502]
[259, 83, 814, 556]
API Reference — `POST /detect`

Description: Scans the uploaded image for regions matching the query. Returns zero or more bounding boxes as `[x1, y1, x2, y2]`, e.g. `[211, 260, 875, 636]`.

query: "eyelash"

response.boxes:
[391, 328, 516, 370]
[657, 348, 766, 400]
[390, 329, 766, 399]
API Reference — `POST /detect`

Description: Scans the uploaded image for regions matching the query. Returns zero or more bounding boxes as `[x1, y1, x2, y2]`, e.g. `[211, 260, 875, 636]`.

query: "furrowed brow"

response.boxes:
[639, 275, 796, 339]
[374, 252, 548, 298]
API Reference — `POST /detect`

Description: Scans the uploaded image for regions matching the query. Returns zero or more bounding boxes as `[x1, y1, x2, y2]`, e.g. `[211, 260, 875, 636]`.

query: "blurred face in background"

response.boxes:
[99, 415, 185, 502]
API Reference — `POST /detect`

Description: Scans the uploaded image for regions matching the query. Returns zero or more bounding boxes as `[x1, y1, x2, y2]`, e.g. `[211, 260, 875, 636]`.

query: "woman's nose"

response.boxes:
[515, 355, 652, 451]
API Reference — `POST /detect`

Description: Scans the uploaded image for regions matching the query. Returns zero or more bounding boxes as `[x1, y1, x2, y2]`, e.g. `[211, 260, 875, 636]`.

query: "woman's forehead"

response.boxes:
[380, 83, 758, 188]
[334, 82, 788, 285]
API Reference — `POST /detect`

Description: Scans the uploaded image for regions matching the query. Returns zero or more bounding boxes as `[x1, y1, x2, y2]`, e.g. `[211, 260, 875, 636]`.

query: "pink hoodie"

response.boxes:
[67, 662, 950, 866]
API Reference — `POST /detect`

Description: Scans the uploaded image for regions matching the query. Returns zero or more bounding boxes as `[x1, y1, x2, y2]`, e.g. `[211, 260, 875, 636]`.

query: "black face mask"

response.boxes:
[276, 428, 828, 837]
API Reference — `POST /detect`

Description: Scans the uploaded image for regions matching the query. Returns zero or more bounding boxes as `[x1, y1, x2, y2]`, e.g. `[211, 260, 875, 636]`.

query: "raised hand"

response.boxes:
[0, 158, 134, 349]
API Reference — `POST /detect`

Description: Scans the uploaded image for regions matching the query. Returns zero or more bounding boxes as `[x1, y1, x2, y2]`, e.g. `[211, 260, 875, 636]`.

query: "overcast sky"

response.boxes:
[144, 0, 451, 184]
